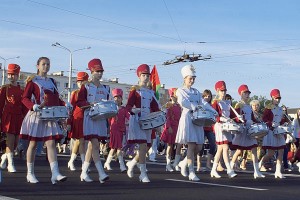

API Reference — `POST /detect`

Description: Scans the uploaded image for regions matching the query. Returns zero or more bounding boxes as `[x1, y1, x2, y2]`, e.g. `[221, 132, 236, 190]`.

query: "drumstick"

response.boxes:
[80, 104, 93, 109]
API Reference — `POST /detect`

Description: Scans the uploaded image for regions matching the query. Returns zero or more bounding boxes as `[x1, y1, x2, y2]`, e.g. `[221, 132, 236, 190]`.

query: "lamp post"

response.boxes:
[0, 56, 20, 85]
[52, 42, 91, 102]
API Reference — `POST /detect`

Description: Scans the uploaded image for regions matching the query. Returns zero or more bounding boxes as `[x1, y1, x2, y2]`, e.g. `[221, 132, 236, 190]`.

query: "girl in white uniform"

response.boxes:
[76, 58, 109, 183]
[175, 64, 217, 182]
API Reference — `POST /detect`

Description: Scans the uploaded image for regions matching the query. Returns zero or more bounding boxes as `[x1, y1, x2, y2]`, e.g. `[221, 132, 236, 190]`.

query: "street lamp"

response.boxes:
[52, 42, 91, 102]
[0, 56, 20, 85]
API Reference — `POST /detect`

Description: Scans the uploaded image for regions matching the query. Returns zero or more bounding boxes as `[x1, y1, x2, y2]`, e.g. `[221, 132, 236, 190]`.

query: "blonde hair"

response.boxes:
[250, 99, 260, 107]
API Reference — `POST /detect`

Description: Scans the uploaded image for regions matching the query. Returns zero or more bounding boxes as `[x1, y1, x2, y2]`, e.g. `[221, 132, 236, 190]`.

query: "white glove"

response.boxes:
[33, 104, 41, 112]
[220, 116, 230, 122]
[272, 122, 279, 128]
[66, 102, 73, 110]
[246, 120, 253, 126]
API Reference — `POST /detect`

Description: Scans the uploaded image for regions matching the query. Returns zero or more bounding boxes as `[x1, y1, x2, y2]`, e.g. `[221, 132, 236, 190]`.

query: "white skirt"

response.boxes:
[231, 128, 258, 150]
[20, 111, 63, 141]
[175, 111, 204, 145]
[214, 122, 233, 144]
[262, 130, 286, 149]
[83, 110, 108, 140]
[128, 115, 151, 144]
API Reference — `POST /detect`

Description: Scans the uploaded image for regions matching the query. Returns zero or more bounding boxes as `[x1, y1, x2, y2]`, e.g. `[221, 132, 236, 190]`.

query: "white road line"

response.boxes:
[0, 196, 19, 200]
[166, 179, 268, 191]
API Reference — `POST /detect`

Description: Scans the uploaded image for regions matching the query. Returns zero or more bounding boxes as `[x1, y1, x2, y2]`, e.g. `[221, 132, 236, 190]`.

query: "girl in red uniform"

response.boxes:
[160, 88, 181, 172]
[0, 64, 27, 172]
[76, 58, 109, 183]
[259, 89, 287, 178]
[104, 88, 129, 172]
[211, 81, 240, 178]
[125, 64, 160, 183]
[67, 72, 89, 171]
[20, 57, 67, 184]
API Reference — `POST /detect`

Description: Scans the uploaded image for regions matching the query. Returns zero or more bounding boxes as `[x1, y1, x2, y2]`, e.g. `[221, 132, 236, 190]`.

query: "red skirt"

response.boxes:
[109, 130, 124, 149]
[69, 117, 84, 139]
[1, 112, 23, 135]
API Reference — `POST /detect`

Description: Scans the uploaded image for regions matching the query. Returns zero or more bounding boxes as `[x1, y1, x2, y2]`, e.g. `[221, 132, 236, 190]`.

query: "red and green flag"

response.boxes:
[150, 65, 161, 100]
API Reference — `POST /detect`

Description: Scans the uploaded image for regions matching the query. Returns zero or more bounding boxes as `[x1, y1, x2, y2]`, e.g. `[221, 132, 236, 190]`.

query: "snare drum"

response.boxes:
[191, 110, 216, 127]
[38, 106, 69, 120]
[139, 111, 166, 130]
[221, 122, 243, 134]
[89, 100, 118, 120]
[247, 123, 269, 138]
[274, 125, 294, 135]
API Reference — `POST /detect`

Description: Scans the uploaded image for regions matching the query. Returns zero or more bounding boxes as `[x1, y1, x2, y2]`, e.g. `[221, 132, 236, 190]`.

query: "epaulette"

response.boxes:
[71, 89, 80, 95]
[265, 103, 275, 110]
[0, 84, 9, 89]
[235, 101, 245, 109]
[130, 85, 140, 91]
[25, 75, 36, 83]
[211, 99, 220, 104]
[165, 102, 173, 109]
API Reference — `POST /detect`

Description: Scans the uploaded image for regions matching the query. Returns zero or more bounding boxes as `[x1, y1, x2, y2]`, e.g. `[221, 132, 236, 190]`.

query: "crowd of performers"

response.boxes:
[1, 57, 300, 184]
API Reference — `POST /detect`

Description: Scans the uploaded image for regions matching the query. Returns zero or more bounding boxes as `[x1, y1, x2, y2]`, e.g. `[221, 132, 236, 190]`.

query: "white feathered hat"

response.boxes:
[181, 64, 196, 78]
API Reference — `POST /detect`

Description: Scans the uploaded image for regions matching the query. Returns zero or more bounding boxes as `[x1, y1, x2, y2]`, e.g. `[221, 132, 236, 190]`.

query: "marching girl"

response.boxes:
[160, 88, 182, 172]
[175, 65, 217, 182]
[125, 64, 160, 183]
[0, 64, 27, 172]
[67, 72, 89, 171]
[20, 57, 67, 184]
[76, 58, 109, 183]
[259, 89, 288, 178]
[210, 81, 239, 178]
[104, 88, 129, 172]
[230, 85, 265, 178]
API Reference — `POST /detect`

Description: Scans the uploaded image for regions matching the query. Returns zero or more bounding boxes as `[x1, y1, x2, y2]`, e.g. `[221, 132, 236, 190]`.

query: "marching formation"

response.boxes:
[0, 57, 299, 185]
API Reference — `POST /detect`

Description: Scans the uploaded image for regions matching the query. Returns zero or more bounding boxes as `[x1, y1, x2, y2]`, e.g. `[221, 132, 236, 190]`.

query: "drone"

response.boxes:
[163, 52, 211, 65]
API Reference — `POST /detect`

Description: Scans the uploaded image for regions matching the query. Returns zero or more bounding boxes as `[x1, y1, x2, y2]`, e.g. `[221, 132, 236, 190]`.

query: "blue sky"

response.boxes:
[1, 0, 300, 107]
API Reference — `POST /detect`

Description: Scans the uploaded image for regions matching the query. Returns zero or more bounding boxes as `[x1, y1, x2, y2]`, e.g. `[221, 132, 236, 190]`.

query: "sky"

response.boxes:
[1, 0, 300, 107]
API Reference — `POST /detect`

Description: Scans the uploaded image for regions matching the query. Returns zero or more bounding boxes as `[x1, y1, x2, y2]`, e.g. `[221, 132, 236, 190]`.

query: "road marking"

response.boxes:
[0, 196, 19, 200]
[166, 179, 268, 191]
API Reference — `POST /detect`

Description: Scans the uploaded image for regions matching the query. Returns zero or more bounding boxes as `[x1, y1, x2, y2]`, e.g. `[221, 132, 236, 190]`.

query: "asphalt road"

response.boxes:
[1, 153, 300, 200]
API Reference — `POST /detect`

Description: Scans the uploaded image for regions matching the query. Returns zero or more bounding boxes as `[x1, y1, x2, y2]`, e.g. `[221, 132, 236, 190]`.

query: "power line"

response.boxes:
[0, 19, 176, 56]
[25, 0, 184, 43]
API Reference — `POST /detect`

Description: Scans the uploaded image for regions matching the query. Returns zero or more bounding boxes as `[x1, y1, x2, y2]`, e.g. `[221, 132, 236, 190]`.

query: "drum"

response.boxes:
[191, 110, 216, 127]
[221, 122, 243, 134]
[89, 100, 118, 120]
[139, 111, 166, 130]
[274, 125, 294, 135]
[247, 123, 269, 138]
[38, 106, 69, 120]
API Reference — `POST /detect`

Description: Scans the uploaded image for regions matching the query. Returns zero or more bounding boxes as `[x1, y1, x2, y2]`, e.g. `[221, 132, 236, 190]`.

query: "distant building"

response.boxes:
[0, 69, 169, 106]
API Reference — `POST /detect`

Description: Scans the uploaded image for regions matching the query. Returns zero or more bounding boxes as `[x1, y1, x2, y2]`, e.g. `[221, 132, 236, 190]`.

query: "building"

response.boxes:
[0, 69, 169, 106]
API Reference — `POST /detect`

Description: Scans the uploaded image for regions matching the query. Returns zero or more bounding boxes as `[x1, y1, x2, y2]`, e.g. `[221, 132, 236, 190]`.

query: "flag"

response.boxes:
[150, 65, 161, 100]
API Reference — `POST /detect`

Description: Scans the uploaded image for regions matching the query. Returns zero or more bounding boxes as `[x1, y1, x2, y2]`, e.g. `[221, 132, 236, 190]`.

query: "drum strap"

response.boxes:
[229, 105, 244, 123]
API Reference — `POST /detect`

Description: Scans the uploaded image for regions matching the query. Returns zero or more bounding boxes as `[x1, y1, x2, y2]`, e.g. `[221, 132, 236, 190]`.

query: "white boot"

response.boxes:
[95, 161, 109, 183]
[0, 153, 7, 169]
[50, 161, 67, 185]
[274, 163, 285, 179]
[26, 162, 39, 183]
[188, 163, 200, 181]
[172, 155, 181, 171]
[210, 162, 221, 178]
[118, 155, 126, 172]
[80, 161, 93, 182]
[206, 154, 212, 170]
[7, 152, 16, 173]
[139, 164, 150, 183]
[104, 156, 113, 171]
[196, 154, 201, 171]
[253, 162, 265, 179]
[225, 162, 237, 178]
[67, 153, 77, 171]
[178, 157, 188, 177]
[166, 156, 174, 172]
[126, 159, 137, 178]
